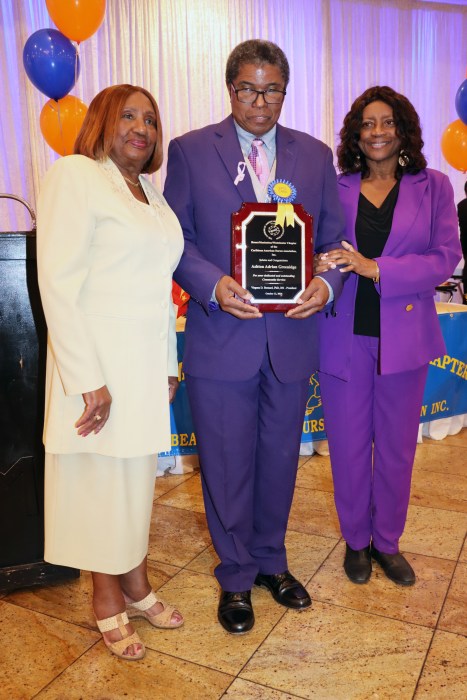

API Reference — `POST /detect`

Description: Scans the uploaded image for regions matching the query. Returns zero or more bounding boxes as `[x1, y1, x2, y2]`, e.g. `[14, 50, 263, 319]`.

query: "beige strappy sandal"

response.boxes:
[96, 611, 146, 660]
[125, 590, 184, 629]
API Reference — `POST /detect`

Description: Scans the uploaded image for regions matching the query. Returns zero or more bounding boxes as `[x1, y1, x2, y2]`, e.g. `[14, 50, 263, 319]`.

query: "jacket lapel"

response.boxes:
[276, 124, 298, 187]
[337, 173, 361, 244]
[383, 171, 428, 253]
[213, 116, 256, 203]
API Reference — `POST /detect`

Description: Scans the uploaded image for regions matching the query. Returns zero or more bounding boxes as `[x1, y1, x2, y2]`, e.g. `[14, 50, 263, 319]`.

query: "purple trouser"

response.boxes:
[185, 350, 309, 592]
[319, 334, 428, 554]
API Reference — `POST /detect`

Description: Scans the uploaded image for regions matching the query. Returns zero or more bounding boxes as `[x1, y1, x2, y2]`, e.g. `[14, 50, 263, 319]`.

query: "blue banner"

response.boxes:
[419, 310, 467, 423]
[160, 332, 197, 456]
[301, 373, 326, 442]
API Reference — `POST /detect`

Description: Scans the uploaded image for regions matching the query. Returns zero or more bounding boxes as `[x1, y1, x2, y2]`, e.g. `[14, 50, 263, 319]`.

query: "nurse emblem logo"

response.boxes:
[263, 220, 284, 240]
[305, 373, 322, 415]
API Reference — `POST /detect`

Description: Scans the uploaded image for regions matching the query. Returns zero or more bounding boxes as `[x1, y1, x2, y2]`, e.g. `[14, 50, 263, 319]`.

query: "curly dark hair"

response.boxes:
[225, 39, 290, 88]
[337, 86, 427, 178]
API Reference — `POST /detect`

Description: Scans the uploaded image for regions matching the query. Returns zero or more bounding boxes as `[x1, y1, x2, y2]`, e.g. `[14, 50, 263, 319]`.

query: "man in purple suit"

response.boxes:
[164, 40, 345, 634]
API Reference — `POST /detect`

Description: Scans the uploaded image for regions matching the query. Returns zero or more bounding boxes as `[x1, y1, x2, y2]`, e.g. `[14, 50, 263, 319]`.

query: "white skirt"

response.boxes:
[44, 452, 157, 575]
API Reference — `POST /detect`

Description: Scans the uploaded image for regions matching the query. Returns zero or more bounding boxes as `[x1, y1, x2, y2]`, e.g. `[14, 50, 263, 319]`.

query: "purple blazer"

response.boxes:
[319, 169, 462, 379]
[164, 116, 345, 383]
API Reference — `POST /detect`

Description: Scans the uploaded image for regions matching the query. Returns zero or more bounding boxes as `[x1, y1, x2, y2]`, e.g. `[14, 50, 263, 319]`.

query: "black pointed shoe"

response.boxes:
[343, 544, 372, 584]
[371, 547, 416, 586]
[218, 590, 254, 634]
[254, 571, 311, 609]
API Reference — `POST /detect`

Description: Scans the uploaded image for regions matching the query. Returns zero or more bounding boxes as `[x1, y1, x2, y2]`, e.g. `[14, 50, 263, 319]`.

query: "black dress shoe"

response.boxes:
[371, 547, 416, 586]
[254, 571, 311, 609]
[344, 544, 371, 584]
[218, 590, 254, 634]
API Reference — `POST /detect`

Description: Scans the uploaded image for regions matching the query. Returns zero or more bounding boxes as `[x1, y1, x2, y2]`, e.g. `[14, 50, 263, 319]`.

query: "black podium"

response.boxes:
[0, 194, 78, 592]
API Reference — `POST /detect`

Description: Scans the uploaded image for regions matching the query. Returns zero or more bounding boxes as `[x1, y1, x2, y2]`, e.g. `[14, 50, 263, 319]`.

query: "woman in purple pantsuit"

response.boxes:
[316, 87, 461, 586]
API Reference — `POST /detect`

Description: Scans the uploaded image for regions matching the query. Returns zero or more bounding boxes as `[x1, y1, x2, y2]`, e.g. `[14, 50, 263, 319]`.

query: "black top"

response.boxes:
[353, 181, 400, 337]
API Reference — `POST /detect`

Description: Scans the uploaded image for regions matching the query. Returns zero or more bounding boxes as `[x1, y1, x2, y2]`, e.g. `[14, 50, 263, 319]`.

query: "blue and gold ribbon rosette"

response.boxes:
[268, 179, 297, 227]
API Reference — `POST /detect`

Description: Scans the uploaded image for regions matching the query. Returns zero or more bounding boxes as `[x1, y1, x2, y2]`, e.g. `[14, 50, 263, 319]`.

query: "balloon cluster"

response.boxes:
[23, 1, 106, 156]
[441, 73, 467, 172]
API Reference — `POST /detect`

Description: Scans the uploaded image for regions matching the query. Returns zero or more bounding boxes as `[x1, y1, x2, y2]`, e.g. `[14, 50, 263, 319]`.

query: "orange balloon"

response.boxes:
[45, 0, 106, 43]
[441, 119, 467, 172]
[40, 95, 88, 156]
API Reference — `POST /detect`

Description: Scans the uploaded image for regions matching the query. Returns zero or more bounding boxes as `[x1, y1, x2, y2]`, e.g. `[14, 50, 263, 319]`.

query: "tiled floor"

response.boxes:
[1, 431, 466, 699]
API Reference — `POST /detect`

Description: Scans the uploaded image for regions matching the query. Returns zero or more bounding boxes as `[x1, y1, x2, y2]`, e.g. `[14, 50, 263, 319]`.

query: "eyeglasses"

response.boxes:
[230, 84, 286, 105]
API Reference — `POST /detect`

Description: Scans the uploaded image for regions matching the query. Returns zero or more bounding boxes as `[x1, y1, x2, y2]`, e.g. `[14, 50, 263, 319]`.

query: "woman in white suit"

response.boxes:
[37, 85, 184, 660]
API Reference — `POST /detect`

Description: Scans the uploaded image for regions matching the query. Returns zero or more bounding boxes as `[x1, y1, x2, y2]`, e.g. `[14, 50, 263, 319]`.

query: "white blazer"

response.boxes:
[37, 155, 183, 457]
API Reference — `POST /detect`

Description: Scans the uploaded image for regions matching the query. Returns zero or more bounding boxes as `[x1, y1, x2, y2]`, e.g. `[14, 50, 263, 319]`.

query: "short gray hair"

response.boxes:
[225, 39, 290, 87]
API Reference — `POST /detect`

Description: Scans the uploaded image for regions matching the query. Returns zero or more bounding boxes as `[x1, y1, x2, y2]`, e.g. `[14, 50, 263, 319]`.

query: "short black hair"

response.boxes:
[225, 39, 289, 87]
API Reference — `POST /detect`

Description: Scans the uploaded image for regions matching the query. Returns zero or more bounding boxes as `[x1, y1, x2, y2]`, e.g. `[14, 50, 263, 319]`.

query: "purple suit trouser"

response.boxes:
[186, 349, 309, 592]
[319, 334, 428, 554]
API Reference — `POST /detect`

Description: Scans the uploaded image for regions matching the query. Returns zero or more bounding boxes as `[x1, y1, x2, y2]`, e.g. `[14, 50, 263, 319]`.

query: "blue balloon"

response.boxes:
[455, 79, 467, 125]
[23, 29, 80, 101]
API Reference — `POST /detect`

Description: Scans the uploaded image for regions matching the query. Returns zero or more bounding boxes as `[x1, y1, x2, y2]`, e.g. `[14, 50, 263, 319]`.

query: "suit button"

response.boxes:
[405, 304, 414, 311]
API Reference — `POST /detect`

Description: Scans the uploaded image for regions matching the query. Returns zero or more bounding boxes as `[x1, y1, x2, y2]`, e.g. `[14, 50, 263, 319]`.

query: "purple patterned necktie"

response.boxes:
[248, 138, 269, 186]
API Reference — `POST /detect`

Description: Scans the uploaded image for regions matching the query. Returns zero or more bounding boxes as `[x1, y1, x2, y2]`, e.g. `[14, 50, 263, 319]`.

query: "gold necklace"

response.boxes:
[123, 174, 141, 187]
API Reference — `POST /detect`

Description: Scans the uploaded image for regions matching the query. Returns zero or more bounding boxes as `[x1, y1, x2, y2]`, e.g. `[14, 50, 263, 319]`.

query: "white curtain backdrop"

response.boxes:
[1, 0, 466, 231]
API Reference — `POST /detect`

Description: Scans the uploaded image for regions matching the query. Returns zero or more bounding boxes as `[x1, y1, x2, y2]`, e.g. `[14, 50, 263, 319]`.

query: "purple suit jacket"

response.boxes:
[164, 115, 345, 382]
[319, 169, 462, 379]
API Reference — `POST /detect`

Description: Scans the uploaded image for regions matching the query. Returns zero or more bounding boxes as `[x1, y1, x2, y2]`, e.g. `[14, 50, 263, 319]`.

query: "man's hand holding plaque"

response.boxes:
[215, 274, 263, 319]
[285, 276, 330, 319]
